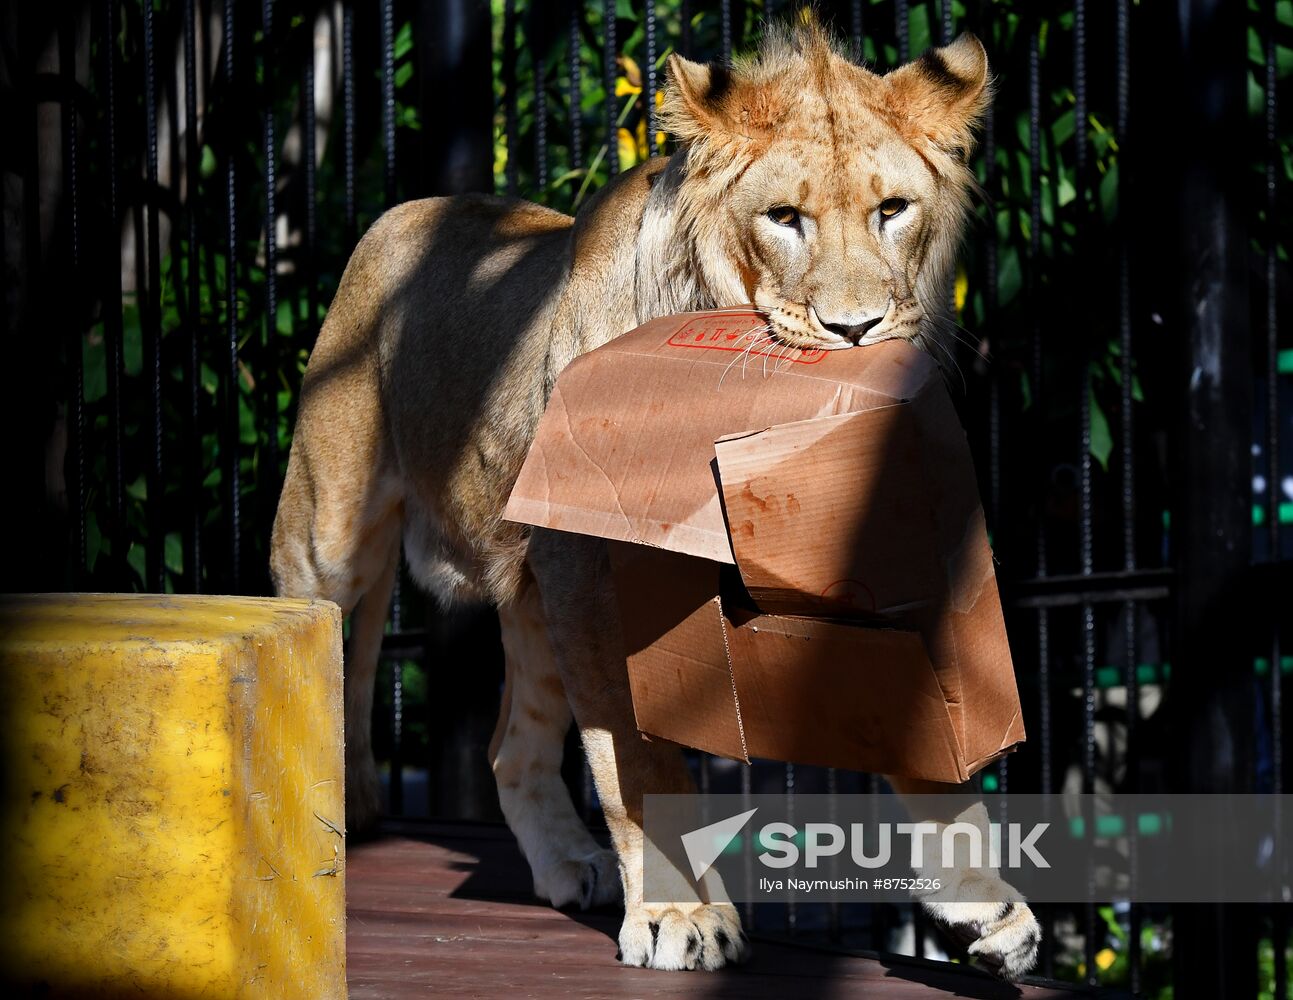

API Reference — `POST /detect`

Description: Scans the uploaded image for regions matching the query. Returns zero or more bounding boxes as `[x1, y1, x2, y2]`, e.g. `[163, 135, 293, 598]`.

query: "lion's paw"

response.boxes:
[618, 902, 749, 971]
[533, 848, 622, 910]
[927, 896, 1040, 980]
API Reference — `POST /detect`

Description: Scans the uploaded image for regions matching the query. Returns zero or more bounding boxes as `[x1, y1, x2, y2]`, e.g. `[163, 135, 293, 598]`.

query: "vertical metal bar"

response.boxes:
[850, 0, 863, 62]
[896, 0, 909, 63]
[1114, 1, 1140, 991]
[99, 0, 126, 588]
[225, 0, 243, 591]
[1277, 912, 1290, 1000]
[1262, 0, 1282, 784]
[568, 5, 583, 173]
[1169, 0, 1258, 993]
[261, 0, 279, 525]
[1074, 0, 1095, 787]
[389, 575, 404, 815]
[939, 0, 953, 45]
[720, 0, 732, 65]
[987, 22, 1004, 801]
[183, 0, 203, 592]
[603, 0, 619, 176]
[381, 0, 397, 206]
[59, 11, 85, 584]
[1264, 1, 1286, 991]
[979, 0, 1001, 533]
[644, 1, 657, 157]
[503, 0, 519, 194]
[740, 760, 753, 927]
[869, 772, 885, 951]
[784, 761, 795, 934]
[1027, 16, 1050, 795]
[680, 0, 692, 59]
[389, 656, 404, 815]
[342, 1, 356, 248]
[142, 0, 164, 592]
[1072, 2, 1098, 984]
[302, 23, 319, 345]
[827, 767, 840, 944]
[534, 35, 549, 190]
[1026, 16, 1054, 977]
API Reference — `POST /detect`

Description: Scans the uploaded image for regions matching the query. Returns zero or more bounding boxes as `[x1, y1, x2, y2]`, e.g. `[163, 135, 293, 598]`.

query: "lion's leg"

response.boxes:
[528, 529, 750, 972]
[886, 774, 1041, 980]
[339, 541, 400, 834]
[491, 579, 620, 910]
[271, 472, 401, 835]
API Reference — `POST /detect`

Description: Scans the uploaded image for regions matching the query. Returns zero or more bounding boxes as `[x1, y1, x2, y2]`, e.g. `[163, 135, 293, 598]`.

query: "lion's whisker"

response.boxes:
[719, 329, 775, 386]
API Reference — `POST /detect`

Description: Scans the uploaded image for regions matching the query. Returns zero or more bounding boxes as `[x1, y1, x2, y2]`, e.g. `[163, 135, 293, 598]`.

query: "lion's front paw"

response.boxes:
[618, 902, 750, 971]
[928, 897, 1040, 980]
[533, 848, 622, 910]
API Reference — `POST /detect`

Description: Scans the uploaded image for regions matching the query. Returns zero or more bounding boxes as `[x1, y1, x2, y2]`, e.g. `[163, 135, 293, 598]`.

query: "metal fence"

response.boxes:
[3, 0, 1290, 995]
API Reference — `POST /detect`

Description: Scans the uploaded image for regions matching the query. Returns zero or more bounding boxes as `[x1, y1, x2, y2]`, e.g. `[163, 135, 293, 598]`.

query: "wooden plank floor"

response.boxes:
[346, 821, 1091, 999]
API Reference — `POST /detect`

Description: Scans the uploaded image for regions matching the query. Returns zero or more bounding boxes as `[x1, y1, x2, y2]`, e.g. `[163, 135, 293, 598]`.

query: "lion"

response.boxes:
[270, 23, 1040, 978]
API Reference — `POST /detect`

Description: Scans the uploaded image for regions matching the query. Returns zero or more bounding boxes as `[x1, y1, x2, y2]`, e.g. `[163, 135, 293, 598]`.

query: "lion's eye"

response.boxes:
[879, 198, 909, 219]
[767, 206, 801, 228]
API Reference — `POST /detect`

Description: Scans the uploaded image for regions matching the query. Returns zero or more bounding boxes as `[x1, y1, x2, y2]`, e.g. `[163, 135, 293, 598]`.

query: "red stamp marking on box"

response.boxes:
[666, 319, 827, 365]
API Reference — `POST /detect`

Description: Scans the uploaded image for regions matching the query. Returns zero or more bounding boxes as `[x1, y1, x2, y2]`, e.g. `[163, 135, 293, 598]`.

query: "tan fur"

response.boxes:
[272, 23, 1036, 978]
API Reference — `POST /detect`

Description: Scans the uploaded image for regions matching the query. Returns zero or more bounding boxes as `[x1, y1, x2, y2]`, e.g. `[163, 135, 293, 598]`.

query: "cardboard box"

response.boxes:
[505, 309, 1024, 782]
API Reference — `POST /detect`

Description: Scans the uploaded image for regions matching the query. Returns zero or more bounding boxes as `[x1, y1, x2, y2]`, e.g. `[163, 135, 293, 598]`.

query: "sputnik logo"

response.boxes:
[680, 808, 758, 881]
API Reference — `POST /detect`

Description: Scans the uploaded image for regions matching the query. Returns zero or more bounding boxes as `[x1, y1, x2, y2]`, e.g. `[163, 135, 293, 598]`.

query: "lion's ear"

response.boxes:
[885, 33, 992, 160]
[662, 54, 734, 142]
[662, 53, 778, 143]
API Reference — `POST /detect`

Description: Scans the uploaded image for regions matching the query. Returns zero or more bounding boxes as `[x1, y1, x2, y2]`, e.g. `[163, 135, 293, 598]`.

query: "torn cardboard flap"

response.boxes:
[713, 404, 942, 618]
[507, 308, 1026, 782]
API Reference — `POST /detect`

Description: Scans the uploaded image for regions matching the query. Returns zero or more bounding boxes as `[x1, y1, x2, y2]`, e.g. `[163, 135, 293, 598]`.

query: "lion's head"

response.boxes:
[656, 22, 990, 352]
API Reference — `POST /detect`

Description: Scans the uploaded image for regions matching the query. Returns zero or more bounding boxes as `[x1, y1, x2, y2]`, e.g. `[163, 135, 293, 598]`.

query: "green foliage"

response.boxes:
[73, 2, 418, 592]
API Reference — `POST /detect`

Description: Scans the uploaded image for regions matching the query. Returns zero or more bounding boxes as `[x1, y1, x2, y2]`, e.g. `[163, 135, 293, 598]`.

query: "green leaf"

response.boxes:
[907, 3, 931, 56]
[393, 21, 414, 61]
[1051, 109, 1075, 148]
[126, 475, 147, 502]
[126, 543, 146, 587]
[997, 245, 1022, 307]
[86, 511, 102, 574]
[1099, 905, 1127, 942]
[1099, 163, 1119, 225]
[123, 306, 143, 376]
[1057, 173, 1076, 207]
[276, 300, 295, 337]
[1089, 385, 1112, 470]
[83, 327, 107, 404]
[164, 532, 184, 576]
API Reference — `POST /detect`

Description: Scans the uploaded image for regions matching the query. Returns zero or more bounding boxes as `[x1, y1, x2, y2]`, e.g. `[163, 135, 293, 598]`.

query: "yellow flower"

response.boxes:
[1095, 947, 1117, 971]
[617, 55, 642, 90]
[615, 76, 640, 98]
[618, 127, 639, 168]
[954, 263, 969, 316]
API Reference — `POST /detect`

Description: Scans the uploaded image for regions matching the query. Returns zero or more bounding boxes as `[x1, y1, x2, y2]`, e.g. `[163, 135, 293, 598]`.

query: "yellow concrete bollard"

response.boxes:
[0, 594, 346, 999]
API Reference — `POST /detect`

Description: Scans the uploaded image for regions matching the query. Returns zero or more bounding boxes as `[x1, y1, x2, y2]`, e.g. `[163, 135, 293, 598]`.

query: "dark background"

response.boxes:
[1, 1, 1289, 995]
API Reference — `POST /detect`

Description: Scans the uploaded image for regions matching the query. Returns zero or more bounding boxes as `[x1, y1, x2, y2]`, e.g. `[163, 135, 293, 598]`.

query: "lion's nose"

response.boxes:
[818, 314, 884, 344]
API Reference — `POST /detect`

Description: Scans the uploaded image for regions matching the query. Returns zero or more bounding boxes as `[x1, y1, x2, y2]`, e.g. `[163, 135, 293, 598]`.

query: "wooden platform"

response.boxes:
[346, 821, 1091, 999]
